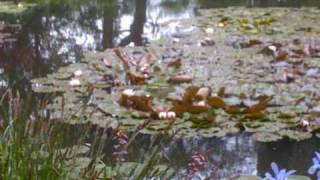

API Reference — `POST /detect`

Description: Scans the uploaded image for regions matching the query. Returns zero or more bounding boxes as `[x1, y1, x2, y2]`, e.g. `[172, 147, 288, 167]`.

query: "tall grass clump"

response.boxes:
[0, 89, 175, 179]
[0, 89, 70, 179]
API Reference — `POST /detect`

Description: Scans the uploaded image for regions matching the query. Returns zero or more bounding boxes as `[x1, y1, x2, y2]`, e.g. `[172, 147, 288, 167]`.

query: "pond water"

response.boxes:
[1, 0, 320, 178]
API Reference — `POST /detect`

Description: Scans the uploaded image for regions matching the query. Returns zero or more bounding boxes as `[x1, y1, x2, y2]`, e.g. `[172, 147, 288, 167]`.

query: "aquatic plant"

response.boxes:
[0, 89, 175, 179]
[112, 129, 129, 164]
[187, 152, 207, 179]
[308, 151, 320, 179]
[264, 162, 296, 180]
[0, 90, 68, 179]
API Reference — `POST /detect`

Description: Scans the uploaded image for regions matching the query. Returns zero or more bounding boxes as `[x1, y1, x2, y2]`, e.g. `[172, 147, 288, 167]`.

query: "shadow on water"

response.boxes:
[125, 133, 320, 177]
[1, 0, 320, 178]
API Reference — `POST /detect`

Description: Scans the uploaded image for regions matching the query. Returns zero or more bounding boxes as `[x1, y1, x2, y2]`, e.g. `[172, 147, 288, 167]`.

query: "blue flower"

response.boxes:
[308, 151, 320, 179]
[264, 162, 296, 180]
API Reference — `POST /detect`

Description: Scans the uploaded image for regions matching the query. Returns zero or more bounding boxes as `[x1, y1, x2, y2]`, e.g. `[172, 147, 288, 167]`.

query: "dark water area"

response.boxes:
[122, 133, 320, 178]
[1, 0, 320, 178]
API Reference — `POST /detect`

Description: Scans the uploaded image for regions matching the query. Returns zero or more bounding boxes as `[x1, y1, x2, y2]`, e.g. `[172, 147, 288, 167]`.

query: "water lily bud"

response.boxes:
[217, 22, 225, 27]
[196, 87, 211, 100]
[74, 70, 83, 77]
[122, 89, 135, 97]
[205, 28, 214, 34]
[268, 45, 277, 52]
[197, 100, 207, 107]
[69, 78, 81, 86]
[299, 119, 309, 129]
[167, 111, 176, 120]
[158, 112, 167, 119]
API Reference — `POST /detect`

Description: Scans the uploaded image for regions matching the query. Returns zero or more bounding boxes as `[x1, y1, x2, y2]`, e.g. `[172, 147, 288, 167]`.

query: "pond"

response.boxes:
[1, 0, 320, 179]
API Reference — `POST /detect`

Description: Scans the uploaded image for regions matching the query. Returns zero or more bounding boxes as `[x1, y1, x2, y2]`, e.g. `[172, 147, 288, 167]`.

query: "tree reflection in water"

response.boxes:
[1, 0, 320, 178]
[0, 0, 197, 85]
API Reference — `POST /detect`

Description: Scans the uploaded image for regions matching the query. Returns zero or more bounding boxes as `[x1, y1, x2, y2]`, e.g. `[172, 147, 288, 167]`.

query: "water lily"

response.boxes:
[73, 70, 83, 77]
[122, 89, 135, 97]
[264, 162, 296, 180]
[69, 78, 81, 86]
[187, 152, 206, 179]
[158, 111, 176, 120]
[308, 151, 320, 179]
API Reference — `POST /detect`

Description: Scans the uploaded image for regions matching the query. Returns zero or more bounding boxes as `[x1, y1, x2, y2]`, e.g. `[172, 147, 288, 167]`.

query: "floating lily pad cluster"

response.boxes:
[194, 7, 320, 37]
[0, 2, 36, 14]
[32, 7, 320, 142]
[0, 23, 9, 44]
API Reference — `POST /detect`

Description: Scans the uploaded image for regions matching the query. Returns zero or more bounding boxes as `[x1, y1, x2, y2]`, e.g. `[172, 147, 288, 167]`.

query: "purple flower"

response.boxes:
[187, 152, 206, 179]
[264, 162, 296, 180]
[308, 151, 320, 179]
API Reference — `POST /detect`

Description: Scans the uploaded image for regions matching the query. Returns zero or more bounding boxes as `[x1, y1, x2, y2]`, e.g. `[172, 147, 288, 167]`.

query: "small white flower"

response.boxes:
[69, 78, 81, 86]
[158, 112, 167, 119]
[268, 45, 277, 52]
[205, 28, 214, 34]
[74, 70, 83, 77]
[172, 38, 180, 43]
[167, 111, 176, 120]
[122, 89, 135, 96]
[197, 101, 207, 107]
[301, 119, 309, 127]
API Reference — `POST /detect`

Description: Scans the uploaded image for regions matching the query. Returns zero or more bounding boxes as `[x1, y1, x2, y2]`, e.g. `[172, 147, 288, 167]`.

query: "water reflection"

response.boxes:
[256, 138, 320, 177]
[1, 0, 320, 178]
[166, 134, 257, 179]
[198, 0, 320, 8]
[1, 0, 320, 82]
[128, 134, 320, 178]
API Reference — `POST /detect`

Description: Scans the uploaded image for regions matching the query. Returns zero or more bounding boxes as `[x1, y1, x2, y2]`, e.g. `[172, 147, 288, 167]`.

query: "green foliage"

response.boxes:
[0, 89, 174, 179]
[0, 90, 66, 179]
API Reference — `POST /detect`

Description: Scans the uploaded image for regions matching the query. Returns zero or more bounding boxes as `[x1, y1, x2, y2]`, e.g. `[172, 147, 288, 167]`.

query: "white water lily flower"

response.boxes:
[69, 78, 81, 86]
[74, 70, 83, 77]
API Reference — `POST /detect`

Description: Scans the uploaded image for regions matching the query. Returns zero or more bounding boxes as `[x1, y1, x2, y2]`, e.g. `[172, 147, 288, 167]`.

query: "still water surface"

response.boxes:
[1, 0, 320, 178]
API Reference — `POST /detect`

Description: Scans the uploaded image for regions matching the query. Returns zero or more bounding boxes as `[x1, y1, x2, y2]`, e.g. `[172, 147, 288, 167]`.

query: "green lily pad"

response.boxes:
[288, 175, 312, 180]
[31, 7, 320, 141]
[254, 132, 282, 142]
[236, 175, 260, 180]
[0, 2, 36, 14]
